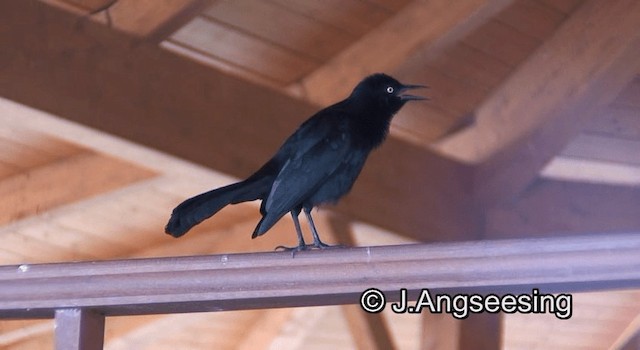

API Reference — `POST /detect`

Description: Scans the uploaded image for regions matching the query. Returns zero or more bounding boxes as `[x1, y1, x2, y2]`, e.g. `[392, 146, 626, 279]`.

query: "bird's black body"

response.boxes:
[165, 73, 426, 250]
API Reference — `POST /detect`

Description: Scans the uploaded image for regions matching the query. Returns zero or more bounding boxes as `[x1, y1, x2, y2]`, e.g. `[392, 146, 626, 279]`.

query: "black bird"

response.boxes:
[165, 73, 426, 250]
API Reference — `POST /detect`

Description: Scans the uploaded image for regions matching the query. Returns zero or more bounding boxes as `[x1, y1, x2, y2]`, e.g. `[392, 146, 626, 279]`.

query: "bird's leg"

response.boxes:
[304, 208, 334, 249]
[275, 210, 308, 252]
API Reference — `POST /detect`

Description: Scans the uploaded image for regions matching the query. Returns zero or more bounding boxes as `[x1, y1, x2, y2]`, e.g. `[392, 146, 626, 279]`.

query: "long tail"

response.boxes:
[165, 178, 268, 237]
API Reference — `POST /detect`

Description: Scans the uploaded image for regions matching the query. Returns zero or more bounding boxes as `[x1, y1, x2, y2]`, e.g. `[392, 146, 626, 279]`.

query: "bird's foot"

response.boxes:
[274, 242, 344, 253]
[312, 241, 344, 249]
[274, 244, 309, 252]
[274, 244, 311, 258]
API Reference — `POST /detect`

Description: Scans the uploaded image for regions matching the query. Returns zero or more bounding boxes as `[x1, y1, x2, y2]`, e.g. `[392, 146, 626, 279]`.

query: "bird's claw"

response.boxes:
[313, 241, 345, 249]
[274, 242, 344, 254]
[274, 244, 308, 252]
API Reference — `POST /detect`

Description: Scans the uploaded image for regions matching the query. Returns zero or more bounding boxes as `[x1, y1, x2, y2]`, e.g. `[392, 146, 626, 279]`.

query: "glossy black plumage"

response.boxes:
[165, 73, 426, 250]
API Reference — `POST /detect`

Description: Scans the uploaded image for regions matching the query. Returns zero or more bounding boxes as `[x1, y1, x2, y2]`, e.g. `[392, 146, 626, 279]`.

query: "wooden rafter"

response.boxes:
[296, 0, 515, 106]
[341, 305, 396, 350]
[434, 0, 640, 209]
[0, 152, 155, 226]
[485, 179, 640, 238]
[41, 0, 212, 42]
[457, 313, 502, 350]
[421, 313, 459, 350]
[612, 312, 640, 350]
[421, 312, 502, 349]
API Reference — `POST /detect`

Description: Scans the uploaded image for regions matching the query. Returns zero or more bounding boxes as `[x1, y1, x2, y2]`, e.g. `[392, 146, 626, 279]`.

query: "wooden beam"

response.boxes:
[485, 179, 640, 238]
[421, 312, 501, 350]
[559, 133, 640, 167]
[434, 0, 640, 209]
[0, 151, 156, 226]
[613, 313, 640, 350]
[541, 156, 640, 187]
[54, 309, 104, 350]
[42, 0, 212, 42]
[421, 313, 459, 350]
[2, 232, 640, 318]
[234, 309, 294, 350]
[341, 305, 396, 350]
[457, 313, 501, 350]
[620, 334, 640, 350]
[584, 105, 640, 140]
[0, 321, 52, 347]
[297, 0, 514, 106]
[0, 0, 475, 241]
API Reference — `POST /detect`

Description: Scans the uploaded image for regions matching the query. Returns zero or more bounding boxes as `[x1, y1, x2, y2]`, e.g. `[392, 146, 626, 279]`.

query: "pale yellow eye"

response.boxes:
[386, 86, 394, 94]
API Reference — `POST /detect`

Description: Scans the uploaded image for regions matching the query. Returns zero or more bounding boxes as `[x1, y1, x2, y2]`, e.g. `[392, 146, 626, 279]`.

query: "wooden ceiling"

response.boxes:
[1, 0, 640, 349]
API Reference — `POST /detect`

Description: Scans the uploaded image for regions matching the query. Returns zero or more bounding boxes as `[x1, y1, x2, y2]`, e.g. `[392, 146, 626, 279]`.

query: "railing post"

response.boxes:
[55, 309, 105, 350]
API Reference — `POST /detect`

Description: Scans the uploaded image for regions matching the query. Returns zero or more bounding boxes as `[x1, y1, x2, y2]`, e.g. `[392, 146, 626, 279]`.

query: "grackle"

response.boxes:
[165, 73, 426, 251]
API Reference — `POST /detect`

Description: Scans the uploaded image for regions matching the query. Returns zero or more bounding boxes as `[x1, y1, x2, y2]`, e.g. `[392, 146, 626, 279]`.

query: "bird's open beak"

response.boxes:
[398, 84, 428, 101]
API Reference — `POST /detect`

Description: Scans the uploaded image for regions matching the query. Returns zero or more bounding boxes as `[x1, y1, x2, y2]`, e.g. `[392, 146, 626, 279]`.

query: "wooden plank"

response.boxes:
[611, 313, 640, 350]
[537, 0, 583, 15]
[0, 151, 155, 226]
[51, 0, 108, 11]
[426, 44, 512, 91]
[436, 0, 640, 209]
[462, 19, 540, 67]
[106, 0, 212, 42]
[55, 309, 104, 350]
[541, 156, 640, 186]
[584, 105, 640, 140]
[204, 0, 352, 62]
[2, 232, 640, 318]
[485, 179, 640, 238]
[561, 133, 640, 166]
[268, 0, 393, 37]
[421, 313, 501, 350]
[341, 305, 396, 350]
[0, 133, 81, 174]
[0, 0, 477, 242]
[104, 310, 268, 349]
[44, 0, 211, 42]
[620, 334, 640, 350]
[298, 0, 515, 106]
[0, 97, 232, 179]
[0, 320, 52, 347]
[234, 309, 294, 350]
[504, 290, 640, 349]
[161, 40, 286, 89]
[365, 0, 413, 12]
[458, 313, 501, 350]
[613, 75, 640, 109]
[171, 17, 318, 84]
[421, 313, 459, 350]
[390, 103, 458, 143]
[495, 0, 566, 40]
[410, 65, 488, 117]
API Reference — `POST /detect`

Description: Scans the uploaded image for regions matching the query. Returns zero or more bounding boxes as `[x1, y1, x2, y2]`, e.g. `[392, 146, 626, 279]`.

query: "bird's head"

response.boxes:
[350, 73, 427, 114]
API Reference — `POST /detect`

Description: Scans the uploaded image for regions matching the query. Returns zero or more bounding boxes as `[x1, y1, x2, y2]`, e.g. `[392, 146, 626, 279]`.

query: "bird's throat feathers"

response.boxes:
[350, 107, 393, 149]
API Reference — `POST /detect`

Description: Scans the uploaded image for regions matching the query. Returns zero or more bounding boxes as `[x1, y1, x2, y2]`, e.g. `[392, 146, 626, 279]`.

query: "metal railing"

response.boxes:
[2, 233, 640, 349]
